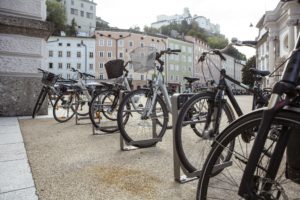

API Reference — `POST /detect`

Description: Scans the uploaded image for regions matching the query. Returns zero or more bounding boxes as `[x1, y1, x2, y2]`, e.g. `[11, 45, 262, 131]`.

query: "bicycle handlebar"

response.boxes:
[70, 67, 95, 78]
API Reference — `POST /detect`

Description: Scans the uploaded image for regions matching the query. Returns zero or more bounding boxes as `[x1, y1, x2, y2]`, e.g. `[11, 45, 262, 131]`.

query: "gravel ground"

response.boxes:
[19, 96, 254, 200]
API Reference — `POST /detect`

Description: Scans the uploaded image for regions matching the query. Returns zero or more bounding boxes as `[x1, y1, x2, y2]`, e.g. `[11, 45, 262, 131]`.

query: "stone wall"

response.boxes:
[0, 1, 53, 116]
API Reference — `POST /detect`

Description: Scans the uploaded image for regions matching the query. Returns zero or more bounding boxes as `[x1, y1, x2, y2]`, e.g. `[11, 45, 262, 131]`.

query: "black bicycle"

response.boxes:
[174, 41, 271, 173]
[32, 68, 64, 118]
[197, 8, 300, 200]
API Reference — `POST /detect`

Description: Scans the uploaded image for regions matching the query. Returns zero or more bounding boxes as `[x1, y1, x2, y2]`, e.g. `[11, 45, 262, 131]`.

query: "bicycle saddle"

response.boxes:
[184, 77, 199, 83]
[249, 68, 270, 77]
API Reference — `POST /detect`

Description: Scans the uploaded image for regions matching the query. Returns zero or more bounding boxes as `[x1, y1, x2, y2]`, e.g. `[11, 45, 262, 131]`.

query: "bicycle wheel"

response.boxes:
[197, 109, 300, 199]
[175, 92, 235, 173]
[89, 89, 120, 133]
[117, 88, 168, 148]
[32, 86, 48, 118]
[75, 92, 90, 116]
[53, 92, 77, 123]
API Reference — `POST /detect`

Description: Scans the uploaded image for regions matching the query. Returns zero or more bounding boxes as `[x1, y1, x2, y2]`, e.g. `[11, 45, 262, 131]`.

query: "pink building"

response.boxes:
[94, 29, 166, 89]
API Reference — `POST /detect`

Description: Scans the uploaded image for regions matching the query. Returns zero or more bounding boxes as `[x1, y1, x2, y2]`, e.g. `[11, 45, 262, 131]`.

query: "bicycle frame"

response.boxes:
[238, 34, 300, 199]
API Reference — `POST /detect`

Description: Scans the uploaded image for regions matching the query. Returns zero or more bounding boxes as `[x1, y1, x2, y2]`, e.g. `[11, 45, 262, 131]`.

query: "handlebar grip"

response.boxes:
[171, 49, 181, 53]
[213, 50, 226, 61]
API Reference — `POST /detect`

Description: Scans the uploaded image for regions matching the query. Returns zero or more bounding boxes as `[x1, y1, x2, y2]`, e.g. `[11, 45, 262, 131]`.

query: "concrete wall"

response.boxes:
[0, 0, 52, 116]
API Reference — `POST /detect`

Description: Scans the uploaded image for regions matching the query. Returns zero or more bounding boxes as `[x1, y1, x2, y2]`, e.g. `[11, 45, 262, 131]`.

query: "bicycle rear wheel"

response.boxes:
[117, 89, 168, 148]
[53, 93, 77, 123]
[175, 92, 235, 173]
[197, 109, 300, 199]
[32, 86, 48, 118]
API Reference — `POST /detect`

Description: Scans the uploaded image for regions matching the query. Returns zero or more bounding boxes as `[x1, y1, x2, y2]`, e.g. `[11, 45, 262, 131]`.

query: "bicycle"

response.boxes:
[117, 46, 182, 148]
[174, 40, 271, 173]
[53, 68, 102, 123]
[197, 19, 300, 200]
[89, 59, 132, 133]
[32, 68, 68, 118]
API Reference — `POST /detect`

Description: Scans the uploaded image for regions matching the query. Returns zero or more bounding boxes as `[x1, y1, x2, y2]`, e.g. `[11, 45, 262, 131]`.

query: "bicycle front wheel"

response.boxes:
[175, 92, 235, 173]
[53, 93, 77, 123]
[32, 86, 48, 118]
[117, 89, 168, 148]
[197, 109, 300, 199]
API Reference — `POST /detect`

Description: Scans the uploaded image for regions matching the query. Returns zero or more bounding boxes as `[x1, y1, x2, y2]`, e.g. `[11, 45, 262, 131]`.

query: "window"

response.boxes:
[58, 43, 62, 46]
[71, 8, 78, 15]
[49, 62, 53, 69]
[107, 51, 112, 58]
[67, 51, 71, 57]
[67, 63, 71, 69]
[141, 74, 144, 80]
[58, 63, 63, 69]
[175, 65, 179, 71]
[100, 74, 104, 80]
[77, 43, 81, 47]
[175, 75, 179, 81]
[170, 75, 173, 81]
[58, 51, 62, 57]
[99, 63, 104, 68]
[77, 51, 81, 57]
[119, 52, 123, 58]
[118, 40, 124, 47]
[81, 3, 83, 8]
[67, 43, 70, 47]
[77, 63, 81, 69]
[89, 52, 93, 58]
[107, 39, 112, 47]
[90, 5, 93, 10]
[49, 51, 53, 57]
[170, 64, 174, 71]
[86, 12, 93, 19]
[99, 51, 104, 57]
[80, 11, 84, 17]
[129, 41, 134, 47]
[99, 39, 104, 46]
[89, 64, 93, 70]
[67, 74, 70, 79]
[71, 0, 74, 5]
[140, 42, 144, 47]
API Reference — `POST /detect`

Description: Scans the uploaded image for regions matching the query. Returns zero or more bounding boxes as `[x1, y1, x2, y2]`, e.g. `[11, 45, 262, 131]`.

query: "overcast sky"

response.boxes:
[95, 0, 280, 58]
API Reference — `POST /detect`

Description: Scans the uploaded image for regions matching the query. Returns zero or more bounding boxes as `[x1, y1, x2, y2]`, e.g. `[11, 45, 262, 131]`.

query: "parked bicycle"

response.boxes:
[117, 47, 183, 148]
[174, 40, 271, 173]
[197, 10, 300, 200]
[89, 59, 132, 133]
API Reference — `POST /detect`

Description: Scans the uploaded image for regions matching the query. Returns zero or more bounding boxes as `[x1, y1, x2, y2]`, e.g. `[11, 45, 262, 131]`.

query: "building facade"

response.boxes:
[57, 0, 97, 35]
[45, 36, 96, 79]
[0, 0, 52, 116]
[94, 29, 166, 89]
[256, 1, 300, 87]
[166, 37, 194, 92]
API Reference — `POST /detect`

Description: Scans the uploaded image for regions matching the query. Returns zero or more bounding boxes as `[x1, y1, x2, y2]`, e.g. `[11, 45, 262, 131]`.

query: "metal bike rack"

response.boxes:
[119, 91, 161, 151]
[171, 93, 233, 183]
[75, 113, 91, 125]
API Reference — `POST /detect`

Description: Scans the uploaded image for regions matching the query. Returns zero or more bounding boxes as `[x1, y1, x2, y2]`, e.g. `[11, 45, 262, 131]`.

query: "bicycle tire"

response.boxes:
[89, 89, 120, 133]
[117, 88, 168, 148]
[175, 92, 235, 173]
[53, 93, 77, 123]
[197, 109, 300, 199]
[32, 86, 48, 118]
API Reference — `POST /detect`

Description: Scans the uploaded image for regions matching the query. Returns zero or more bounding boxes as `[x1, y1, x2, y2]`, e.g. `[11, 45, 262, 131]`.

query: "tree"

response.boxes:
[46, 0, 66, 35]
[143, 26, 160, 34]
[207, 36, 228, 49]
[242, 56, 256, 86]
[66, 18, 77, 36]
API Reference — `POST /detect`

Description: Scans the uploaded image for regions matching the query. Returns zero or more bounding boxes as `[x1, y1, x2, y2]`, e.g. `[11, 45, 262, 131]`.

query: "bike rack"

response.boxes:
[171, 93, 233, 183]
[75, 113, 91, 125]
[119, 91, 160, 151]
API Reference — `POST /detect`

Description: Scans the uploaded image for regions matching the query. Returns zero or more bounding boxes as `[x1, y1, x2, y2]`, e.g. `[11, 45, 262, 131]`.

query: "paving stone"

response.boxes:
[0, 133, 23, 145]
[0, 187, 37, 200]
[0, 118, 18, 126]
[0, 143, 26, 162]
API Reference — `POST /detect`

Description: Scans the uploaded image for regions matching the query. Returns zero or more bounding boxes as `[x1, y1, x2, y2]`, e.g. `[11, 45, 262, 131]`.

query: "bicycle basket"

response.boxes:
[42, 72, 59, 86]
[130, 46, 156, 73]
[105, 59, 124, 79]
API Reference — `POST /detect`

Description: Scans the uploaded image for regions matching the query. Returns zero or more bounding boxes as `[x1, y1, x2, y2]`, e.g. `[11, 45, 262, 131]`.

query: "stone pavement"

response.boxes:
[0, 117, 37, 200]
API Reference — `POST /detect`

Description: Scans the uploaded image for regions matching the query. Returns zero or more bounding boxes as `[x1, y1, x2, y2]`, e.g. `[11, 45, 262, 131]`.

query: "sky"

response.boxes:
[95, 0, 280, 58]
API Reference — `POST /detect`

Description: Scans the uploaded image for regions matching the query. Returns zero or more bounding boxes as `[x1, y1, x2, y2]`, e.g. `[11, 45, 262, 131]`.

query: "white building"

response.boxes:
[56, 0, 97, 35]
[151, 8, 220, 34]
[45, 36, 96, 79]
[256, 1, 300, 87]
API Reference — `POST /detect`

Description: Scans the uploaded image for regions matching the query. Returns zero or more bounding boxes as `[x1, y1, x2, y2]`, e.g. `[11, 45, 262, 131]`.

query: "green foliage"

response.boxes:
[96, 21, 110, 29]
[66, 18, 77, 36]
[143, 26, 160, 34]
[224, 46, 247, 61]
[207, 36, 228, 49]
[242, 56, 256, 86]
[46, 0, 66, 35]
